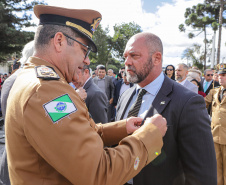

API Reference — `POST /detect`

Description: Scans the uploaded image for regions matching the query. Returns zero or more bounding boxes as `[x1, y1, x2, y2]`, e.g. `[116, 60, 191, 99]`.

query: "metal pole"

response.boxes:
[216, 0, 226, 64]
[211, 31, 216, 68]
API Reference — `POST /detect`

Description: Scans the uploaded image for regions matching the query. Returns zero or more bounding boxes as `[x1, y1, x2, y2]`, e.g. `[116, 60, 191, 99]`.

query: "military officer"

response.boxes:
[5, 5, 167, 185]
[205, 63, 226, 185]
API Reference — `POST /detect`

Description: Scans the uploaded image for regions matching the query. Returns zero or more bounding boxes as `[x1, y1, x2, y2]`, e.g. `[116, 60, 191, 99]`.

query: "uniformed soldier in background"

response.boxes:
[205, 63, 226, 185]
[5, 5, 167, 185]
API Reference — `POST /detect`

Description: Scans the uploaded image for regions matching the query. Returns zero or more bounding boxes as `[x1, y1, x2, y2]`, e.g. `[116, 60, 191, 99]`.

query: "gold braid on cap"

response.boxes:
[66, 21, 92, 38]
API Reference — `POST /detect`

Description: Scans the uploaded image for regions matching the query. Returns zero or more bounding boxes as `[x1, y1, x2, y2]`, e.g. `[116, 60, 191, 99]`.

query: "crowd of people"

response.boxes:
[0, 3, 225, 185]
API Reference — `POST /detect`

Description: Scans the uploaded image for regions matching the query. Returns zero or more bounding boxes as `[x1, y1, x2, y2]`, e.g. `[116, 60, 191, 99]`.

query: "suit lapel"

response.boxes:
[83, 78, 92, 91]
[119, 86, 137, 120]
[105, 75, 108, 86]
[143, 76, 172, 123]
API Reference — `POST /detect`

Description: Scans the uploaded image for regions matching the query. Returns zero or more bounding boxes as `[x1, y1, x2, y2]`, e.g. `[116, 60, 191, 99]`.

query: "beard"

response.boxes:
[125, 56, 154, 84]
[175, 75, 182, 81]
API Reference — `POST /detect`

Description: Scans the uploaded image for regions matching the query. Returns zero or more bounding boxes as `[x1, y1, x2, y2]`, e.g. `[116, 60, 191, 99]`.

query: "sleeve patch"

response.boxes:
[43, 94, 77, 123]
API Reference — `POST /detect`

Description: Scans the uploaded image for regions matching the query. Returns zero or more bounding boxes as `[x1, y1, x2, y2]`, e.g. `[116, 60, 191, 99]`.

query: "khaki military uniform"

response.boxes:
[5, 57, 163, 185]
[205, 87, 226, 185]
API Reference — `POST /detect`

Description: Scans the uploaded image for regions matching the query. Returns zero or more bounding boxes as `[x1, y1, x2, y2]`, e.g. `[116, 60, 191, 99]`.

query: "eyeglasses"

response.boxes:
[167, 69, 173, 71]
[207, 74, 213, 76]
[51, 33, 91, 59]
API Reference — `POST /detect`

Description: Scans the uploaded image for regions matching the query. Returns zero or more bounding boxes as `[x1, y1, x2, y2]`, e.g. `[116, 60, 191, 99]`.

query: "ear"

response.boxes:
[53, 32, 66, 53]
[84, 69, 89, 75]
[152, 52, 162, 65]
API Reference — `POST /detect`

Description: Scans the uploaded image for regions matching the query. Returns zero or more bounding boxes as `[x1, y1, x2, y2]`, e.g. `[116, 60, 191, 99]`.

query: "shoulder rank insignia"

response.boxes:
[35, 65, 60, 80]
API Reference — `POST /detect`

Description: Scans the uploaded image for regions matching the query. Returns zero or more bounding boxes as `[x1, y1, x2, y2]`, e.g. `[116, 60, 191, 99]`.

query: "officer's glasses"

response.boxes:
[51, 33, 91, 59]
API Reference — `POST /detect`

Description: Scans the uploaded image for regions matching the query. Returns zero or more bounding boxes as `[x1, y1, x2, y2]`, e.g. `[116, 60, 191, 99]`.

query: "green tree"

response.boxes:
[89, 24, 112, 68]
[182, 42, 212, 69]
[0, 0, 45, 62]
[179, 3, 219, 69]
[90, 22, 142, 70]
[111, 22, 142, 62]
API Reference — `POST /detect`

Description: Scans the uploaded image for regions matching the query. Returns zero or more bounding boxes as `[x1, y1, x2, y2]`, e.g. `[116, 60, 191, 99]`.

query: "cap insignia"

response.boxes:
[91, 17, 101, 32]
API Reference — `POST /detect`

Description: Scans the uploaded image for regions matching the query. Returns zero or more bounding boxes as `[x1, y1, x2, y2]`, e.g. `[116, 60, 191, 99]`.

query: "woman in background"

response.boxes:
[191, 79, 206, 97]
[164, 64, 175, 80]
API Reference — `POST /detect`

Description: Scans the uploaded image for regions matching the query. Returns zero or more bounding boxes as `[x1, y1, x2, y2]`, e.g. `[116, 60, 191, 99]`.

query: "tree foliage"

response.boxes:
[89, 24, 112, 68]
[0, 0, 45, 62]
[111, 22, 142, 62]
[89, 22, 142, 72]
[182, 42, 212, 69]
[179, 1, 226, 69]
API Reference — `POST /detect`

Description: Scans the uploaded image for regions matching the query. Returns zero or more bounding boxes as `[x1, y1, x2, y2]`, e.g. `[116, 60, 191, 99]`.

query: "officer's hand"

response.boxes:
[126, 117, 143, 134]
[76, 87, 87, 100]
[144, 114, 167, 137]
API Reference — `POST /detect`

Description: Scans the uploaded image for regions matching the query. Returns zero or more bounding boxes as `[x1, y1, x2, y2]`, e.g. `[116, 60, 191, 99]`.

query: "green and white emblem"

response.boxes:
[43, 94, 77, 123]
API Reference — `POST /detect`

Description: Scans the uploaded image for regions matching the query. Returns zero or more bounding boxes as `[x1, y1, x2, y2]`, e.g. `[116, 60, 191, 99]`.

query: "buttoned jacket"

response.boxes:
[205, 87, 226, 144]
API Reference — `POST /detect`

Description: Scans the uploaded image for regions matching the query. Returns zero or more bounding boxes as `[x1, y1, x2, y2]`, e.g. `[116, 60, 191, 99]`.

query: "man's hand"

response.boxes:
[144, 114, 167, 137]
[126, 117, 143, 134]
[76, 87, 87, 100]
[109, 98, 113, 104]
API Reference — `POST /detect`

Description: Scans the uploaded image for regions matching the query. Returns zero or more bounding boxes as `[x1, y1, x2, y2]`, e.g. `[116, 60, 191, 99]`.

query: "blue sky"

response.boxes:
[142, 0, 174, 13]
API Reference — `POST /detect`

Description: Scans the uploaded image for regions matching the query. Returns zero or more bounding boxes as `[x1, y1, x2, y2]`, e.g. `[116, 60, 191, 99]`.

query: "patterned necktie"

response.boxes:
[127, 89, 147, 118]
[219, 89, 226, 102]
[204, 81, 208, 93]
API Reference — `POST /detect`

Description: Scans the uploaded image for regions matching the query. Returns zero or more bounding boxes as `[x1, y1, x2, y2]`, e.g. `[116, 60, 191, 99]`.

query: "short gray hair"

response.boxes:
[108, 69, 113, 73]
[34, 24, 83, 51]
[20, 40, 34, 64]
[204, 69, 212, 75]
[177, 63, 189, 71]
[142, 32, 163, 57]
[82, 65, 91, 75]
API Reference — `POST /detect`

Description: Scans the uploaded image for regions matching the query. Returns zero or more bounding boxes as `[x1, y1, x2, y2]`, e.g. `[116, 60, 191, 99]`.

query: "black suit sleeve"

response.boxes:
[113, 82, 120, 106]
[109, 77, 115, 99]
[178, 94, 217, 185]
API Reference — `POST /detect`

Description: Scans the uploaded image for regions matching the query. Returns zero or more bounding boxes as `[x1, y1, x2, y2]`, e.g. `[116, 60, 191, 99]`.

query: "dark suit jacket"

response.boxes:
[84, 78, 108, 124]
[113, 80, 133, 106]
[201, 79, 220, 95]
[116, 75, 217, 185]
[93, 75, 114, 101]
[0, 69, 21, 185]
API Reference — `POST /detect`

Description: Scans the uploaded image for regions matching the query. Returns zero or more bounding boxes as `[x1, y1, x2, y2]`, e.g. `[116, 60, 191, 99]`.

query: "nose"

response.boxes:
[124, 56, 132, 66]
[84, 56, 90, 65]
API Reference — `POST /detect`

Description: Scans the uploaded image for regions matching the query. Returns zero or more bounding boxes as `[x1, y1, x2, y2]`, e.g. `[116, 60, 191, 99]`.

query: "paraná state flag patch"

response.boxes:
[43, 94, 77, 123]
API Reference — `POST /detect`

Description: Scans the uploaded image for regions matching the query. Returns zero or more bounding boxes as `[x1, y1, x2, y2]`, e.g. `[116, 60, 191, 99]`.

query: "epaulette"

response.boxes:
[35, 65, 60, 80]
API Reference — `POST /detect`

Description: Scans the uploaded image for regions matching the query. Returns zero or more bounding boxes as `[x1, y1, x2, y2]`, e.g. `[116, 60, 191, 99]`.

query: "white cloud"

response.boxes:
[31, 0, 226, 67]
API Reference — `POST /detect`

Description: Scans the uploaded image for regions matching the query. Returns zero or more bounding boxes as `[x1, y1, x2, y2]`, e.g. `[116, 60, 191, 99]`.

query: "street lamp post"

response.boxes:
[216, 0, 226, 64]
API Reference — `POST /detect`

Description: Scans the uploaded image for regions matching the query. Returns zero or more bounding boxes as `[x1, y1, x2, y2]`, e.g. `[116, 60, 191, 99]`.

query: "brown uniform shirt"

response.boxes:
[5, 57, 163, 185]
[205, 87, 226, 145]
